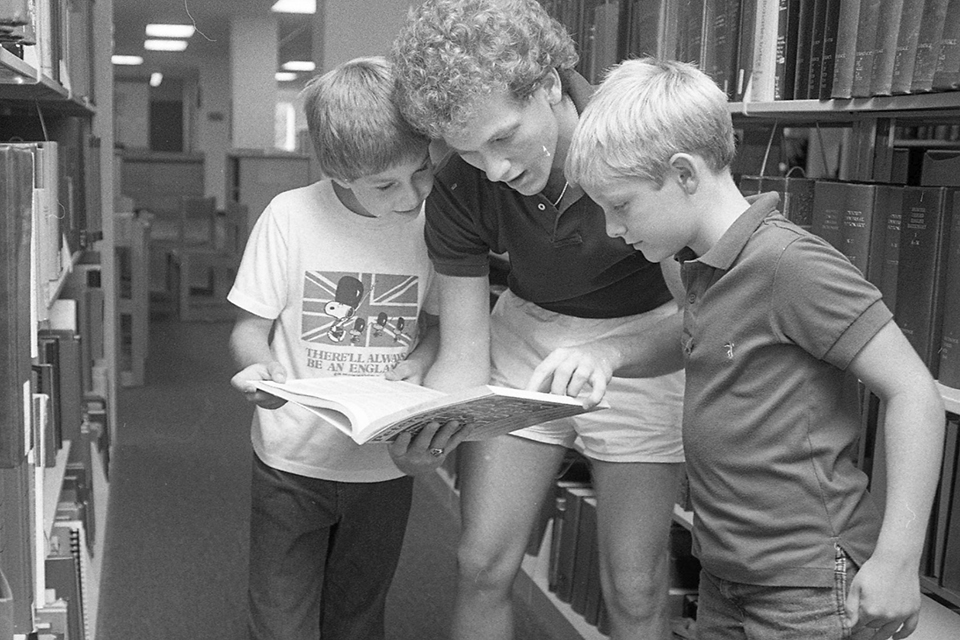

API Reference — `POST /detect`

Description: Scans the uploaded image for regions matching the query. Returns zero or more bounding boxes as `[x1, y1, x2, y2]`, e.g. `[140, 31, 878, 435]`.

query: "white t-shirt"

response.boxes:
[228, 179, 438, 482]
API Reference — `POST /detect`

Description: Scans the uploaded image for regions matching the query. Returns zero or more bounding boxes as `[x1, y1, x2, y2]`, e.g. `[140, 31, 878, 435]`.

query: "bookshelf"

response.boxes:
[0, 0, 115, 637]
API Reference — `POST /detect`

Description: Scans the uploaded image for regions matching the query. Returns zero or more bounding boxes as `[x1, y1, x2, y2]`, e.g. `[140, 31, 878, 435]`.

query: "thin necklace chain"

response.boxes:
[551, 180, 570, 208]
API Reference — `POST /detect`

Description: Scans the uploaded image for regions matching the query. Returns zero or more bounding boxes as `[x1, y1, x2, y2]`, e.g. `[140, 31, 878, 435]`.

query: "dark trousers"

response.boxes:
[248, 454, 414, 640]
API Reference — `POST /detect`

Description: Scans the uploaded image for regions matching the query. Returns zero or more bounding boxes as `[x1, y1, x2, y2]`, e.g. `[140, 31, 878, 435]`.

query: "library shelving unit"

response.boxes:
[731, 95, 960, 640]
[0, 0, 115, 638]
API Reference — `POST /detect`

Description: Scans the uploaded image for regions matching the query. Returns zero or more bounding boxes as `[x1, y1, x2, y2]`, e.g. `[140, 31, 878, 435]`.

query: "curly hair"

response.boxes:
[391, 0, 579, 138]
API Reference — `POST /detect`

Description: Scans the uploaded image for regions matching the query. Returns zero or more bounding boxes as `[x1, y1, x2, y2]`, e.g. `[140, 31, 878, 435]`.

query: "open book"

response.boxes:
[253, 376, 606, 444]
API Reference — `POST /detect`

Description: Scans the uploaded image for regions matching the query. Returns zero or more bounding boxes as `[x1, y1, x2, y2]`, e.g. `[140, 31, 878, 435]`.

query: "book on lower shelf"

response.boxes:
[253, 377, 605, 445]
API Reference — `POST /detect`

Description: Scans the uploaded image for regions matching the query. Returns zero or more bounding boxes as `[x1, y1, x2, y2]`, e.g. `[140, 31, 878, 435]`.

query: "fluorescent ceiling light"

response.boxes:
[281, 60, 315, 71]
[275, 72, 298, 82]
[145, 23, 196, 38]
[144, 39, 188, 52]
[271, 0, 316, 13]
[150, 72, 163, 87]
[112, 55, 144, 65]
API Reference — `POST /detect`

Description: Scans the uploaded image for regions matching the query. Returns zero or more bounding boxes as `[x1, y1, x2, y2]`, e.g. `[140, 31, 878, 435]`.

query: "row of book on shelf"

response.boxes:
[738, 165, 960, 389]
[0, 0, 96, 100]
[542, 0, 960, 103]
[1, 137, 109, 634]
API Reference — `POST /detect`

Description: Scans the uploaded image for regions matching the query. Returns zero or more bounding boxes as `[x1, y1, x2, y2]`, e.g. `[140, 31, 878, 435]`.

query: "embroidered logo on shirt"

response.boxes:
[724, 342, 735, 359]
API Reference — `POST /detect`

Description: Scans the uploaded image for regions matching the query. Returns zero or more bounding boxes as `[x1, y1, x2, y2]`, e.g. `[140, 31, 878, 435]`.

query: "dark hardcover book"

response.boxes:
[838, 183, 896, 286]
[932, 420, 959, 579]
[869, 0, 907, 96]
[0, 145, 34, 468]
[553, 486, 594, 603]
[894, 186, 955, 377]
[932, 0, 960, 90]
[941, 417, 960, 591]
[782, 175, 817, 229]
[817, 0, 843, 98]
[700, 0, 719, 80]
[938, 199, 960, 389]
[876, 186, 905, 314]
[716, 0, 743, 98]
[911, 0, 951, 93]
[812, 180, 846, 250]
[676, 0, 706, 64]
[775, 0, 802, 100]
[0, 463, 34, 632]
[830, 0, 862, 98]
[570, 493, 598, 615]
[850, 0, 884, 97]
[890, 0, 928, 93]
[805, 0, 827, 98]
[793, 0, 816, 99]
[38, 329, 83, 443]
[581, 500, 603, 626]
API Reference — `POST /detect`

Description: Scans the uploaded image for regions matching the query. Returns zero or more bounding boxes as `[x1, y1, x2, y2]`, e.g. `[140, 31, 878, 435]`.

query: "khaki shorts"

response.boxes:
[490, 290, 685, 463]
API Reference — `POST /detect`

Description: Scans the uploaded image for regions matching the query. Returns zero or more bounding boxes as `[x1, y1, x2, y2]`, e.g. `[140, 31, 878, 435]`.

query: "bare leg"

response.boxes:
[451, 436, 569, 640]
[592, 460, 682, 640]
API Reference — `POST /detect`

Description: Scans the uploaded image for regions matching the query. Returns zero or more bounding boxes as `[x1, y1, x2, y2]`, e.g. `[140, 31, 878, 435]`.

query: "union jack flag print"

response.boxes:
[302, 271, 420, 347]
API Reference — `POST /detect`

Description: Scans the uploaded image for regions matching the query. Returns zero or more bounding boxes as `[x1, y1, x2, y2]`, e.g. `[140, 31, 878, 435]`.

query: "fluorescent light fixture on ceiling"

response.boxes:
[150, 72, 163, 87]
[112, 55, 144, 65]
[275, 72, 298, 82]
[145, 23, 196, 38]
[145, 39, 188, 52]
[281, 60, 315, 71]
[271, 0, 316, 13]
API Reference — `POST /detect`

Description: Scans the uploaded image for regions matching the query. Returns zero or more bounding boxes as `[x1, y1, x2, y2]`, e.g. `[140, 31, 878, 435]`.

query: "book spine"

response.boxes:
[877, 186, 905, 315]
[940, 417, 960, 591]
[850, 0, 883, 97]
[774, 0, 801, 100]
[895, 186, 953, 377]
[869, 0, 907, 96]
[793, 0, 815, 99]
[890, 0, 927, 93]
[812, 180, 845, 251]
[838, 183, 878, 276]
[932, 419, 959, 579]
[829, 0, 861, 98]
[938, 195, 960, 389]
[817, 0, 843, 98]
[932, 0, 960, 90]
[911, 0, 951, 93]
[805, 0, 827, 98]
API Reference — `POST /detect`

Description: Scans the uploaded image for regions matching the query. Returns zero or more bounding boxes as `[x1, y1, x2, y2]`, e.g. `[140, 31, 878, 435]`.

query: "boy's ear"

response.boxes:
[669, 153, 698, 194]
[540, 68, 563, 106]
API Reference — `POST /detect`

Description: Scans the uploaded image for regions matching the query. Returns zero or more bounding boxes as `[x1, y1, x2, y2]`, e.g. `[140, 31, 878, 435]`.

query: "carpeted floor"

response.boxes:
[95, 316, 555, 640]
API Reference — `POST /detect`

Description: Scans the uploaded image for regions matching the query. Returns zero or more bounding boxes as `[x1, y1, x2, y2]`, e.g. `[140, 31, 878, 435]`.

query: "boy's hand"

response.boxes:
[527, 344, 616, 409]
[385, 359, 427, 385]
[844, 554, 921, 639]
[230, 361, 289, 410]
[388, 420, 470, 476]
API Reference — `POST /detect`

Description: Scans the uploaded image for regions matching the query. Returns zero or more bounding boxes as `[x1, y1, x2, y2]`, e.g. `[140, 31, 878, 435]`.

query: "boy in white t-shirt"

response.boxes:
[228, 56, 462, 640]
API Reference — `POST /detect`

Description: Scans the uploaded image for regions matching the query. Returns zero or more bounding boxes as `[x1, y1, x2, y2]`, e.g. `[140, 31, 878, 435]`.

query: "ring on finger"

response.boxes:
[429, 447, 444, 457]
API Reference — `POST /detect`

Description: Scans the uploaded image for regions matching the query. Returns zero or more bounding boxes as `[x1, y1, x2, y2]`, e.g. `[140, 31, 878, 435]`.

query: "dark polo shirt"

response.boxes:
[423, 70, 672, 319]
[678, 192, 892, 587]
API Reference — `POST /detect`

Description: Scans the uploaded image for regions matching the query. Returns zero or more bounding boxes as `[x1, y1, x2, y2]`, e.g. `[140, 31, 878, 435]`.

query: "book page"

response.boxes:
[256, 377, 445, 428]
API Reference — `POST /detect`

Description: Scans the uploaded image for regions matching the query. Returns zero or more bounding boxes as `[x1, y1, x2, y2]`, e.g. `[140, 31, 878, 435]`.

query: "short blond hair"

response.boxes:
[300, 56, 429, 182]
[566, 58, 735, 190]
[391, 0, 578, 138]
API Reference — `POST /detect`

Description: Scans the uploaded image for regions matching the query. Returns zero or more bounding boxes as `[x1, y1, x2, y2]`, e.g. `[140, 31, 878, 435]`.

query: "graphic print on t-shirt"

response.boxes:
[302, 271, 419, 349]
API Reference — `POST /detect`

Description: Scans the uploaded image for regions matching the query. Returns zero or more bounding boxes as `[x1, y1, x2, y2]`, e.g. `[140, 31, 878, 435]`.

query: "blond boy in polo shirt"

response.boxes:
[563, 57, 944, 640]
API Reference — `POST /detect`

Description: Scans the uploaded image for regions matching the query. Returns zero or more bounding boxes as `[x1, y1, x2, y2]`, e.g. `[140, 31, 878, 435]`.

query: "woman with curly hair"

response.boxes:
[392, 2, 686, 639]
